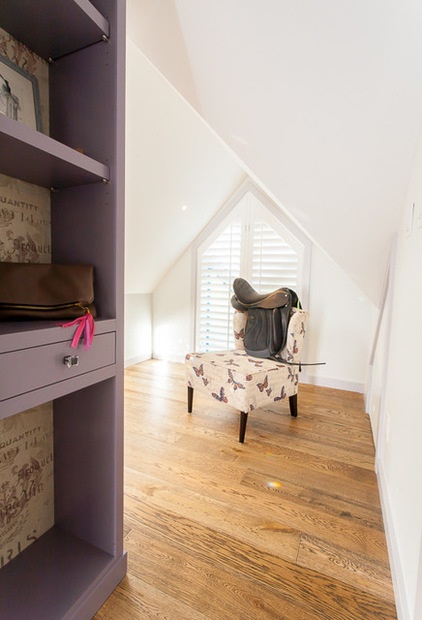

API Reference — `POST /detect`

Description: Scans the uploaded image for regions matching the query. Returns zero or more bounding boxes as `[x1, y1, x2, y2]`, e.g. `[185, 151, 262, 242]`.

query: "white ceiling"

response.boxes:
[127, 0, 422, 305]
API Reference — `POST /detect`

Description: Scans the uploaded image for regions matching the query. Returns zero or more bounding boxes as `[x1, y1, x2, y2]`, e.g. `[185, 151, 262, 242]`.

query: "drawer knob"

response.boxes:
[64, 355, 80, 368]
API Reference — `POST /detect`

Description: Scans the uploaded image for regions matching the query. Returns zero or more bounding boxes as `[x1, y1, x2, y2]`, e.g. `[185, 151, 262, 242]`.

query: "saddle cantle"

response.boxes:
[231, 278, 291, 311]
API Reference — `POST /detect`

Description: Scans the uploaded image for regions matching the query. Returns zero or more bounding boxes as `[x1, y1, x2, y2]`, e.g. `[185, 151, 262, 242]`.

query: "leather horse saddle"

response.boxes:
[231, 278, 292, 311]
[230, 279, 322, 366]
[231, 278, 298, 359]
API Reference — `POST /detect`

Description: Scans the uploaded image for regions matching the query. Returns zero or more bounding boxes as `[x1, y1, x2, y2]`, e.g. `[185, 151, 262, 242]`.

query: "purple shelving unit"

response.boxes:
[0, 1, 127, 618]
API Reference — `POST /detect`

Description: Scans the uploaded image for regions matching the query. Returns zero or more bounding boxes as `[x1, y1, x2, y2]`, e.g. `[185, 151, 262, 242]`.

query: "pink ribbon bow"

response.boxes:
[62, 312, 95, 349]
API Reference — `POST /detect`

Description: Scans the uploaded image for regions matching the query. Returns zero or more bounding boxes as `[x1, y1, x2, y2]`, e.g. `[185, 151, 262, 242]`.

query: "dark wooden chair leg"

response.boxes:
[187, 386, 194, 413]
[289, 393, 298, 417]
[239, 411, 248, 443]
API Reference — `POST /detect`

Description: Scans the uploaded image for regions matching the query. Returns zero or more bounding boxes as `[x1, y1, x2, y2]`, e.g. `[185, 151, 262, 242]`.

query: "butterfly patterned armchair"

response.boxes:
[185, 308, 309, 443]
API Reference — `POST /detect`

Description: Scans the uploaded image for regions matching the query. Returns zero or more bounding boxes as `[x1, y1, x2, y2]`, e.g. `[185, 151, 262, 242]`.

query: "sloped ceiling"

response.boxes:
[127, 0, 422, 305]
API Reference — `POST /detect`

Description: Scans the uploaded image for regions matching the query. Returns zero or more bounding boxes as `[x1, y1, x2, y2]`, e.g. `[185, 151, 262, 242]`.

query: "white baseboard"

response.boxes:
[124, 354, 151, 368]
[376, 456, 410, 620]
[152, 352, 185, 364]
[300, 373, 365, 394]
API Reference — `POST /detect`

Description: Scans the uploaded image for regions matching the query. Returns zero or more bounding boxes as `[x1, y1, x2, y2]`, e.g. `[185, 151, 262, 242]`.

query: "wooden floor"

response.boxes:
[95, 359, 396, 619]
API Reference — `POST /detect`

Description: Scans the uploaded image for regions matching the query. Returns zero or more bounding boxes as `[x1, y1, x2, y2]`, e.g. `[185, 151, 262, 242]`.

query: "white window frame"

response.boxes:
[191, 180, 311, 351]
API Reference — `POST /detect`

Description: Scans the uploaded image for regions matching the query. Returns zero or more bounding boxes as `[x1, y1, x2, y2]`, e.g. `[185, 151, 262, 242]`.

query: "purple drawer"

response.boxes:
[0, 332, 115, 402]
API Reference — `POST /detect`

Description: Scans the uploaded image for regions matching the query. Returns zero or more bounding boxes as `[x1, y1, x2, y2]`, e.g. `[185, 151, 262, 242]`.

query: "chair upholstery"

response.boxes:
[185, 308, 309, 443]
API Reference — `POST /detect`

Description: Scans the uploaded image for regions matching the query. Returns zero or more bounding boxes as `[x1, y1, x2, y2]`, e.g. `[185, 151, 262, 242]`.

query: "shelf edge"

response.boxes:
[0, 115, 109, 187]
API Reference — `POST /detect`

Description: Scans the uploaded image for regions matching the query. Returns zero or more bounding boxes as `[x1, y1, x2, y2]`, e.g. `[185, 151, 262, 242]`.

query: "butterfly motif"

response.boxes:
[245, 374, 253, 381]
[248, 358, 264, 367]
[257, 375, 273, 396]
[257, 375, 269, 392]
[292, 340, 298, 354]
[227, 369, 245, 390]
[300, 322, 306, 336]
[224, 359, 240, 367]
[274, 386, 286, 401]
[187, 352, 203, 360]
[284, 349, 294, 362]
[193, 364, 204, 377]
[212, 387, 228, 403]
[287, 367, 297, 384]
[234, 328, 245, 340]
[202, 377, 209, 386]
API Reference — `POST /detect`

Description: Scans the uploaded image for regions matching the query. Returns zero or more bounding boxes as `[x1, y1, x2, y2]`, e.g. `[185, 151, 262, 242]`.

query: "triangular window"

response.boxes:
[194, 182, 310, 351]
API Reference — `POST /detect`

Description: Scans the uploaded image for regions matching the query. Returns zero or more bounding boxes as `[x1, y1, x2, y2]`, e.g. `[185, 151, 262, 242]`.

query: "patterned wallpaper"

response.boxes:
[0, 405, 54, 568]
[0, 176, 51, 264]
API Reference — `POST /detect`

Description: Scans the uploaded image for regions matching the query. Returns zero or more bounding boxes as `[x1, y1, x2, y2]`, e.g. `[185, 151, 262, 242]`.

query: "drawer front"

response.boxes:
[0, 332, 115, 402]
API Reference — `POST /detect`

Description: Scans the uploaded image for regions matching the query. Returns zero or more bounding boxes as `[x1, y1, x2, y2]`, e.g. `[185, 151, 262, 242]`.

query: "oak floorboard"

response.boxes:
[184, 382, 377, 464]
[123, 511, 395, 620]
[239, 468, 388, 564]
[124, 448, 387, 568]
[94, 360, 396, 619]
[296, 534, 395, 603]
[124, 469, 301, 563]
[125, 433, 388, 564]
[124, 527, 317, 620]
[94, 573, 210, 620]
[239, 467, 384, 532]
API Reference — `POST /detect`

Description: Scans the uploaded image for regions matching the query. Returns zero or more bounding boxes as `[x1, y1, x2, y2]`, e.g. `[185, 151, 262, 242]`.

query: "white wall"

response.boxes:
[152, 249, 192, 362]
[415, 547, 422, 619]
[124, 39, 245, 366]
[125, 39, 245, 295]
[374, 125, 422, 620]
[152, 238, 377, 394]
[303, 247, 378, 392]
[124, 293, 152, 366]
[126, 0, 200, 110]
[367, 282, 392, 446]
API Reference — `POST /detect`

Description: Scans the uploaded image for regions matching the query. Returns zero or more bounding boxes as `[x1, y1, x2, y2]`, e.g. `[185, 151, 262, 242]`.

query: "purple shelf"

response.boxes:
[0, 115, 109, 188]
[0, 318, 116, 352]
[0, 0, 109, 60]
[0, 527, 127, 620]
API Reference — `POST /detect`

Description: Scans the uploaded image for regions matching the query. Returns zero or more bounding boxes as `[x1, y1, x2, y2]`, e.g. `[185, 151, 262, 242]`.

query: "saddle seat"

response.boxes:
[231, 278, 290, 311]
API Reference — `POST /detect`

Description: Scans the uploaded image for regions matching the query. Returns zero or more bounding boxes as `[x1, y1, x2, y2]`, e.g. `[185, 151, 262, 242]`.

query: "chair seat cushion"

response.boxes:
[185, 349, 299, 412]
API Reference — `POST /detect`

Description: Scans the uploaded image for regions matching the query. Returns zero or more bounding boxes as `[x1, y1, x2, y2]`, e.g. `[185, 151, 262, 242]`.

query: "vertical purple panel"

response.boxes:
[51, 0, 126, 565]
[54, 380, 120, 555]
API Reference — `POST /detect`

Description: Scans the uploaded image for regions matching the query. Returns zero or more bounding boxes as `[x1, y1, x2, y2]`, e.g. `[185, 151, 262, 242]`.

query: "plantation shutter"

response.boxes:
[197, 218, 241, 351]
[251, 218, 299, 293]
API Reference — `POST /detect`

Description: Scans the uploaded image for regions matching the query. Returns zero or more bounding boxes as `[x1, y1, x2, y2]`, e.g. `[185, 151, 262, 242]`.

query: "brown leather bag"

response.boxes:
[0, 263, 96, 319]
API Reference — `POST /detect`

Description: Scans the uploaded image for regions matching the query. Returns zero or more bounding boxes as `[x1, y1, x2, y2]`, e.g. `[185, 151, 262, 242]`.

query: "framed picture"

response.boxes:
[0, 53, 42, 132]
